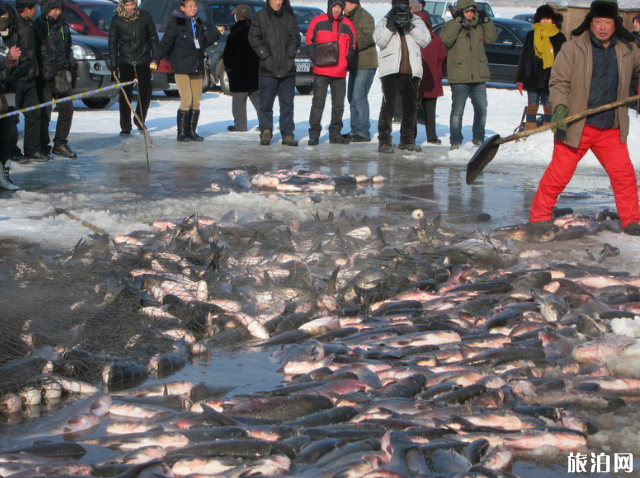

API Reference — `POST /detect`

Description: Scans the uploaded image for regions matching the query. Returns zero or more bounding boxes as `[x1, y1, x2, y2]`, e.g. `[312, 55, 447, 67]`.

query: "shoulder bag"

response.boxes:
[314, 20, 342, 67]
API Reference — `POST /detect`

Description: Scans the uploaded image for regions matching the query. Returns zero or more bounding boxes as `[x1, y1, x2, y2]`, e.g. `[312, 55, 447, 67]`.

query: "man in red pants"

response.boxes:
[529, 0, 640, 236]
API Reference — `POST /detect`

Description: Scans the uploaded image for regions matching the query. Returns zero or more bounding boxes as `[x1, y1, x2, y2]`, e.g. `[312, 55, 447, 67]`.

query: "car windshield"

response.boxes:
[504, 22, 532, 42]
[208, 3, 264, 28]
[293, 7, 323, 27]
[80, 4, 117, 32]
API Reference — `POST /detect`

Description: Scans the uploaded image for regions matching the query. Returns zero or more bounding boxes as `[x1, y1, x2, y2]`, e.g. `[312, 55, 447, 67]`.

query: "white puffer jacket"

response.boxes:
[373, 14, 430, 79]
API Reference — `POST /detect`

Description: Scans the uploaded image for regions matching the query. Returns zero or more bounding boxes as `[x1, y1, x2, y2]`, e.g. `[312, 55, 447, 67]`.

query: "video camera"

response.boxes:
[393, 5, 411, 28]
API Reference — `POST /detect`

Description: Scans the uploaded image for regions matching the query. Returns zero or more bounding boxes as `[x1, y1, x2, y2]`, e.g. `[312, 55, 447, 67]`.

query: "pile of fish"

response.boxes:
[1, 206, 640, 477]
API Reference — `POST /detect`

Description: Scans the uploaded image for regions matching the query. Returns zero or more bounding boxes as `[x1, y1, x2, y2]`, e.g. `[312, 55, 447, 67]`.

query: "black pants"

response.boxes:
[40, 79, 74, 150]
[0, 116, 11, 166]
[308, 74, 346, 140]
[15, 80, 44, 156]
[421, 97, 438, 142]
[378, 73, 419, 145]
[118, 63, 152, 132]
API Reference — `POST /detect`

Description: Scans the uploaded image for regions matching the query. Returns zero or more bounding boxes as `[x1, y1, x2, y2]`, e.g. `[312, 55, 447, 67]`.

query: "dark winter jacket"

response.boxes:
[515, 29, 566, 91]
[1, 4, 32, 90]
[306, 12, 355, 78]
[418, 12, 446, 99]
[550, 29, 640, 147]
[109, 9, 159, 67]
[344, 4, 377, 71]
[222, 18, 259, 93]
[153, 11, 220, 75]
[34, 0, 78, 82]
[15, 10, 38, 82]
[248, 0, 300, 79]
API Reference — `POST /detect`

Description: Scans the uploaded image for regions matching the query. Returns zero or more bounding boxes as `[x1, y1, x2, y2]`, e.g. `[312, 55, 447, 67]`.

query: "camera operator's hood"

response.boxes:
[455, 0, 478, 11]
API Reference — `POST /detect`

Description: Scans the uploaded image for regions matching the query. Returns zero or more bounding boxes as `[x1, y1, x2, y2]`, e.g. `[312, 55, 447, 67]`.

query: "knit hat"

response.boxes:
[231, 4, 251, 19]
[345, 0, 359, 5]
[534, 5, 563, 26]
[590, 0, 618, 19]
[392, 0, 409, 6]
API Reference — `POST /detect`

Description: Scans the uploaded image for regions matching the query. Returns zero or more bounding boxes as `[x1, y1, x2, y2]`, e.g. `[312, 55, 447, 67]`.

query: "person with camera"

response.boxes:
[34, 0, 79, 159]
[439, 0, 497, 150]
[109, 0, 159, 136]
[306, 0, 355, 146]
[150, 0, 220, 142]
[374, 0, 430, 153]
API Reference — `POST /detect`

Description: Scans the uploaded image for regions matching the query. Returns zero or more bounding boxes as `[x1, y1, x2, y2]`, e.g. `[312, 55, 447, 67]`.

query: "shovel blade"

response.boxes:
[466, 134, 501, 185]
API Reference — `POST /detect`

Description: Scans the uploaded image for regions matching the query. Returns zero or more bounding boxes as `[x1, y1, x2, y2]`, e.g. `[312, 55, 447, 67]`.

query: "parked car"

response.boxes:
[141, 0, 316, 96]
[433, 17, 532, 84]
[512, 13, 534, 23]
[423, 1, 494, 19]
[3, 0, 118, 108]
[292, 5, 323, 35]
[61, 0, 117, 37]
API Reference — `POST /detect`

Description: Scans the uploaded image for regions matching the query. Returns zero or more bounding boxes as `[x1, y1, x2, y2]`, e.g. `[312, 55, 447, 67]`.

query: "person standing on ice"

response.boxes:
[150, 0, 220, 142]
[439, 0, 496, 150]
[529, 0, 640, 236]
[373, 0, 430, 154]
[514, 5, 566, 130]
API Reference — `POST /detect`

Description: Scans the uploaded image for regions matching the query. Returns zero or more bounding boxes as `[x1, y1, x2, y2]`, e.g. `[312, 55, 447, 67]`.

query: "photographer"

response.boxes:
[373, 0, 430, 153]
[439, 0, 497, 150]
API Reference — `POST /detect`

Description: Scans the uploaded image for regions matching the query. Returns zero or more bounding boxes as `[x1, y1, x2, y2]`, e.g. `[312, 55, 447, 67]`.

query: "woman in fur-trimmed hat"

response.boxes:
[515, 4, 566, 130]
[529, 0, 640, 236]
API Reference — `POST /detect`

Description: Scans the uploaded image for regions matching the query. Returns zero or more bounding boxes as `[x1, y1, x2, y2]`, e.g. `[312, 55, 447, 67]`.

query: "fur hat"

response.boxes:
[590, 0, 618, 19]
[534, 5, 563, 26]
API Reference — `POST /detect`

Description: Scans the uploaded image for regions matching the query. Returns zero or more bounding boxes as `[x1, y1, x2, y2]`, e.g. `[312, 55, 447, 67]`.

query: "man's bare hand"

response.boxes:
[8, 45, 21, 61]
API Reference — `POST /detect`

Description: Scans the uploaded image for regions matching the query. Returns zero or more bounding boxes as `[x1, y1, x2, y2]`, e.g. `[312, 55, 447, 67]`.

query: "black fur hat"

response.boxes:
[590, 0, 618, 19]
[534, 5, 563, 26]
[571, 6, 634, 43]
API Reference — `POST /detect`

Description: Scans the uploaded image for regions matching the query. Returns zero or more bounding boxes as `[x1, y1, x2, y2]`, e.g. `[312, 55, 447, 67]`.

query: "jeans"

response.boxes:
[527, 89, 551, 123]
[258, 75, 296, 137]
[378, 73, 420, 146]
[118, 63, 153, 132]
[347, 68, 376, 140]
[449, 82, 487, 145]
[309, 74, 346, 140]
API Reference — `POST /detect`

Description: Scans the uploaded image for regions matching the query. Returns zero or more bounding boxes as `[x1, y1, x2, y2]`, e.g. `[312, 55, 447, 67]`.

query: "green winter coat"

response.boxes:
[438, 0, 497, 84]
[345, 5, 378, 71]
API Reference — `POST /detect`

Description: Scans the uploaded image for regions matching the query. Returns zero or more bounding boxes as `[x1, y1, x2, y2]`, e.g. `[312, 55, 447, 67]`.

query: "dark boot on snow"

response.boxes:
[177, 109, 191, 142]
[188, 109, 204, 141]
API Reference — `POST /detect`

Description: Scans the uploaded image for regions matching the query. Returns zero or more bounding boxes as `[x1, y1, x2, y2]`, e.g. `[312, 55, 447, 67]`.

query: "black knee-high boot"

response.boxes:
[188, 109, 203, 141]
[177, 109, 190, 142]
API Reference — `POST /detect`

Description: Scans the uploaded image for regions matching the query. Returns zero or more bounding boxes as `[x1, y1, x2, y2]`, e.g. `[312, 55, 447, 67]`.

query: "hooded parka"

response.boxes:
[438, 0, 497, 84]
[34, 0, 78, 82]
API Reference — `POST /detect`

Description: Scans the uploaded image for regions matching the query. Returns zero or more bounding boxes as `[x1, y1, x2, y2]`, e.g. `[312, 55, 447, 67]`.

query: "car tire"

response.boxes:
[296, 84, 313, 95]
[164, 90, 180, 97]
[217, 60, 231, 96]
[82, 97, 117, 109]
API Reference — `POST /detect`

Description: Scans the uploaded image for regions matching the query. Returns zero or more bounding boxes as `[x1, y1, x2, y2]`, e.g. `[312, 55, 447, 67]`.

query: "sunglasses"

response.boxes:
[464, 7, 477, 13]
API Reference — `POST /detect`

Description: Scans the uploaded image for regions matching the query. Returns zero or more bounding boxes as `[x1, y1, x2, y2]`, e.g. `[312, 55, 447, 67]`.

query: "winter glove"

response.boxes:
[516, 82, 523, 96]
[479, 9, 490, 23]
[551, 104, 568, 133]
[386, 12, 397, 33]
[404, 18, 414, 32]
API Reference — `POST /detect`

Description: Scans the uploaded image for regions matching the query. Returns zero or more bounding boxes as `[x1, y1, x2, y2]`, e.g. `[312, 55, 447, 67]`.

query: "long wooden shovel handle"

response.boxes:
[497, 93, 640, 145]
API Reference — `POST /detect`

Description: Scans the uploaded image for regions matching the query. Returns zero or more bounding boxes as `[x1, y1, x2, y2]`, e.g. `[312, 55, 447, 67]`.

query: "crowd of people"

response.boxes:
[2, 0, 640, 236]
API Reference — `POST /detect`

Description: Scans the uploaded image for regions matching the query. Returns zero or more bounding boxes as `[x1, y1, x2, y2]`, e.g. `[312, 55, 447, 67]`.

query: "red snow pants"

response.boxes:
[530, 125, 640, 228]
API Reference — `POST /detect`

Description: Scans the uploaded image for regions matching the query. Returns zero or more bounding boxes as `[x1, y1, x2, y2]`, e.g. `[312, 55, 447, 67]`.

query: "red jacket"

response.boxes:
[306, 13, 356, 78]
[417, 12, 447, 98]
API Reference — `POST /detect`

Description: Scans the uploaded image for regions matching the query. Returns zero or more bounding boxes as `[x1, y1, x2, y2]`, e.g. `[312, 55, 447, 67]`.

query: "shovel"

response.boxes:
[466, 93, 640, 185]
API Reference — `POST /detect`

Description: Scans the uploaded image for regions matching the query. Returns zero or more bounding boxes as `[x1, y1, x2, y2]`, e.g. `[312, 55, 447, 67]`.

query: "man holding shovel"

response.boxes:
[529, 0, 640, 236]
